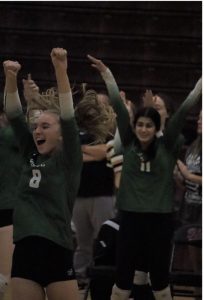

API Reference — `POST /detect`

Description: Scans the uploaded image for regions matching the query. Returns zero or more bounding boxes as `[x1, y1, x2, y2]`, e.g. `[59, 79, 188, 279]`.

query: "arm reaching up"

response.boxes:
[87, 54, 133, 147]
[3, 60, 22, 118]
[51, 47, 74, 120]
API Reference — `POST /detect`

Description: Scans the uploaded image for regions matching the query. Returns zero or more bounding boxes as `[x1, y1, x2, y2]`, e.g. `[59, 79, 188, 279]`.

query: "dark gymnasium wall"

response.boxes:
[0, 1, 202, 143]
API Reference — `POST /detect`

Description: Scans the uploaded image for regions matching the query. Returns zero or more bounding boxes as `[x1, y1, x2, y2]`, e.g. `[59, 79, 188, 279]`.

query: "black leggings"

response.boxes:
[115, 211, 174, 291]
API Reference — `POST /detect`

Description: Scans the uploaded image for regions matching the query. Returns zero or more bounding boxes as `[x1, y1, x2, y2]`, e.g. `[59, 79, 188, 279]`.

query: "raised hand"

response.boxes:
[23, 74, 40, 102]
[3, 60, 21, 93]
[142, 89, 155, 107]
[3, 60, 21, 78]
[50, 47, 67, 71]
[87, 54, 108, 73]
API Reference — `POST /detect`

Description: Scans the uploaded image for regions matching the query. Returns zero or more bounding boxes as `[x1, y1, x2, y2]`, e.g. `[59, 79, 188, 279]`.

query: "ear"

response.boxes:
[58, 135, 63, 142]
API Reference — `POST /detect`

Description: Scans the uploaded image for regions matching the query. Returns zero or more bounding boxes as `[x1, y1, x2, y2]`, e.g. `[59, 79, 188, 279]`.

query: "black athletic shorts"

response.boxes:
[0, 209, 13, 227]
[11, 236, 76, 287]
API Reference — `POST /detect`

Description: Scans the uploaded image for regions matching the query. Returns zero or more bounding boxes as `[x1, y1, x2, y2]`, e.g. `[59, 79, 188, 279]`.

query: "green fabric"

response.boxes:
[0, 126, 22, 209]
[10, 115, 82, 250]
[104, 72, 201, 213]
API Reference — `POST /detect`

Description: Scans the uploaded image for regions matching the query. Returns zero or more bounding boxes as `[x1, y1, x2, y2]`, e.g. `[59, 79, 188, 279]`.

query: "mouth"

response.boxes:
[36, 139, 46, 146]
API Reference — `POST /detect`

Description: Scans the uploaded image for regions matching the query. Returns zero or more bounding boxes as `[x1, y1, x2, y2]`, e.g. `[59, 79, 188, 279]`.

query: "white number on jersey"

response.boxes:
[29, 169, 42, 188]
[140, 161, 151, 172]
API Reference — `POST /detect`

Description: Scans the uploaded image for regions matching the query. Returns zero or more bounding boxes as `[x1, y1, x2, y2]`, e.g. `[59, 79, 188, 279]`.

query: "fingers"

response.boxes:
[87, 54, 107, 73]
[3, 60, 21, 74]
[87, 54, 98, 63]
[51, 47, 67, 59]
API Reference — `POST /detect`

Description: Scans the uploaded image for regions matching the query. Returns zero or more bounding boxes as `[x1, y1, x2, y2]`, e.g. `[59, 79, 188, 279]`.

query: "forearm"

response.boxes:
[186, 173, 202, 185]
[82, 144, 107, 160]
[83, 153, 97, 162]
[101, 68, 125, 112]
[165, 78, 202, 146]
[59, 92, 74, 120]
[3, 61, 22, 118]
[101, 69, 132, 144]
[55, 68, 74, 120]
[4, 90, 23, 119]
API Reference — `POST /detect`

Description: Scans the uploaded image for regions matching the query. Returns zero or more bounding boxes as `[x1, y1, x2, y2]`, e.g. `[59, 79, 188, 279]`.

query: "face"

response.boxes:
[135, 117, 157, 148]
[32, 112, 61, 155]
[197, 111, 202, 135]
[153, 95, 168, 129]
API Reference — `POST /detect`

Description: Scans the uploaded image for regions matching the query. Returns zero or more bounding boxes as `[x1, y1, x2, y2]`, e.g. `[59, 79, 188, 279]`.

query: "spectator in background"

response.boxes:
[176, 110, 202, 298]
[72, 89, 116, 299]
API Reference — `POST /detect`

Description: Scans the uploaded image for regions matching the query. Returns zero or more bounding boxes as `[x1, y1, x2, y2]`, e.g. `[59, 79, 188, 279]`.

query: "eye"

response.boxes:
[42, 124, 50, 129]
[136, 122, 144, 127]
[146, 123, 155, 129]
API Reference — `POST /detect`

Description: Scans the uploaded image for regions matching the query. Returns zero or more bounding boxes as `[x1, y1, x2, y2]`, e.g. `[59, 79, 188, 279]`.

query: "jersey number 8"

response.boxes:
[29, 169, 42, 188]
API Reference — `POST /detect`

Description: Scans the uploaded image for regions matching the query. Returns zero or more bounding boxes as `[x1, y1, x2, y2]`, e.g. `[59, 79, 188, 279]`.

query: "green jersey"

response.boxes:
[102, 70, 201, 213]
[0, 126, 22, 210]
[10, 114, 82, 250]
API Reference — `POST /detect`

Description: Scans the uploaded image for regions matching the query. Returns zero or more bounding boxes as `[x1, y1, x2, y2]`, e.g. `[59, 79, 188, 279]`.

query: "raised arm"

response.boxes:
[50, 48, 82, 169]
[3, 60, 23, 118]
[50, 48, 74, 121]
[87, 54, 133, 147]
[164, 78, 202, 149]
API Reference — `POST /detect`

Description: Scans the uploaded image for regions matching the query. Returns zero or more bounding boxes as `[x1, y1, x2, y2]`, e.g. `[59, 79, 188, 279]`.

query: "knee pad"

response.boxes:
[0, 274, 8, 300]
[153, 285, 172, 300]
[133, 270, 149, 285]
[111, 284, 131, 300]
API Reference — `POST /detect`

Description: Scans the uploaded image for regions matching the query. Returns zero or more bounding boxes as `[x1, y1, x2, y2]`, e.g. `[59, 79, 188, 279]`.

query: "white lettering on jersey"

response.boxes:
[29, 169, 41, 188]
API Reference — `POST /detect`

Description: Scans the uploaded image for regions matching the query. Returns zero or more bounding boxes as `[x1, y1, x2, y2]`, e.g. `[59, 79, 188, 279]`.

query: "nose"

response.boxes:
[34, 125, 41, 135]
[141, 125, 147, 132]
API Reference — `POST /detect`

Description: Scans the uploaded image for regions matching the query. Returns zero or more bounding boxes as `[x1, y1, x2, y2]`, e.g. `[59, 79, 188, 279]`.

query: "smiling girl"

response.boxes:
[87, 54, 201, 300]
[3, 48, 82, 300]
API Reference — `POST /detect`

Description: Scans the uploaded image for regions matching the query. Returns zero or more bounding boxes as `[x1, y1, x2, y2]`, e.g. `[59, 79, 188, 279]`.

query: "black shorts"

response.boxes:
[11, 236, 76, 287]
[0, 209, 13, 227]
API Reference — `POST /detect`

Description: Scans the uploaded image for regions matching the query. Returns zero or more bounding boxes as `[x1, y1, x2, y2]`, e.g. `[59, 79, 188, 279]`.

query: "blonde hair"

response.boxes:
[75, 88, 116, 144]
[26, 87, 60, 123]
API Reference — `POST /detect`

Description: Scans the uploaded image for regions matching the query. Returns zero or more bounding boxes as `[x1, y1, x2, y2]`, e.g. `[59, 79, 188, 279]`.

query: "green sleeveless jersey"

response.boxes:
[0, 126, 22, 210]
[103, 70, 201, 213]
[10, 114, 82, 250]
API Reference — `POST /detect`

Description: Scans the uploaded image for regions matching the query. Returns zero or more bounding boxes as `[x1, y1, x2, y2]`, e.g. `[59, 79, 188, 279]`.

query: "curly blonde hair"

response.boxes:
[75, 89, 116, 144]
[26, 87, 60, 123]
[26, 87, 60, 113]
[26, 86, 116, 143]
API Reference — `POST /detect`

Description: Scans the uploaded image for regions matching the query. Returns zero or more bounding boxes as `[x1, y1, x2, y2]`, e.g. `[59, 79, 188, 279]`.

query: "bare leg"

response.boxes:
[46, 279, 80, 300]
[11, 278, 45, 300]
[0, 225, 14, 300]
[0, 225, 14, 278]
